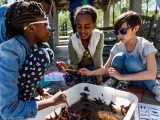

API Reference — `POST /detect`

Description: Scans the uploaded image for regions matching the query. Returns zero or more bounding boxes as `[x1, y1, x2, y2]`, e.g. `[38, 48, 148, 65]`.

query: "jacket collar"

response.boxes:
[15, 35, 31, 55]
[71, 29, 101, 62]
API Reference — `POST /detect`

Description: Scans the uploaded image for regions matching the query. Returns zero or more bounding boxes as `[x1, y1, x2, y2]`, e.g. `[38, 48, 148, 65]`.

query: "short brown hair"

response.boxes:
[114, 11, 142, 31]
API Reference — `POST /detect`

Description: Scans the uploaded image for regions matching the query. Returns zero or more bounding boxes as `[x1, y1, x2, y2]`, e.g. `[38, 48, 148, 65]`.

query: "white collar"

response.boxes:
[71, 29, 102, 63]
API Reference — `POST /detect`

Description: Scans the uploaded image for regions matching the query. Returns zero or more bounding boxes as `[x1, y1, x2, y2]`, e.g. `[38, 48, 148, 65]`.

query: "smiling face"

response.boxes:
[75, 14, 96, 41]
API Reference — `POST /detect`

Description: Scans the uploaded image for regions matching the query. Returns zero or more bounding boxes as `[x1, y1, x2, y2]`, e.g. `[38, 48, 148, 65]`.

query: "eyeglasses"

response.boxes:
[24, 20, 50, 30]
[113, 28, 129, 36]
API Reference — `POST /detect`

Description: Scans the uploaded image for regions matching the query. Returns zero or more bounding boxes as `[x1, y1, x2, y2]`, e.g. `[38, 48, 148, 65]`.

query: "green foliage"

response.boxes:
[58, 9, 104, 31]
[108, 0, 160, 26]
[58, 10, 71, 31]
[0, 0, 7, 6]
[97, 9, 103, 28]
[1, 0, 158, 31]
[57, 3, 159, 32]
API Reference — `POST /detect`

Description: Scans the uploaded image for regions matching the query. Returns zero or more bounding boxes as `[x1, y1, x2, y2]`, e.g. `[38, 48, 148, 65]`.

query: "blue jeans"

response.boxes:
[111, 52, 155, 91]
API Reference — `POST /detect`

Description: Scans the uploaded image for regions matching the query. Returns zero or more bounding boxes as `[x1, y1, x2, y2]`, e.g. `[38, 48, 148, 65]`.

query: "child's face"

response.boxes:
[32, 16, 51, 43]
[75, 14, 96, 41]
[116, 22, 137, 43]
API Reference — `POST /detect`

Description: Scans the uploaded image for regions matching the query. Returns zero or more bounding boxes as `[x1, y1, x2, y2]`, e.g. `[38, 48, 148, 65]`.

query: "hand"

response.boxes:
[56, 61, 70, 71]
[79, 68, 92, 76]
[37, 91, 67, 110]
[51, 91, 67, 106]
[108, 67, 123, 80]
[40, 91, 52, 100]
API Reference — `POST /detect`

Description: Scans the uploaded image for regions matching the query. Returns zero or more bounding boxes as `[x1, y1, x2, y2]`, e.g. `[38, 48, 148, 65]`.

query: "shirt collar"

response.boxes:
[15, 35, 31, 54]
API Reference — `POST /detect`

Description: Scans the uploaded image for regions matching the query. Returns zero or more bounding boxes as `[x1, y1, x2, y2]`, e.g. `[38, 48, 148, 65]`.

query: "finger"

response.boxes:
[77, 70, 80, 74]
[40, 96, 43, 100]
[63, 94, 67, 99]
[78, 70, 82, 73]
[63, 97, 67, 101]
[59, 61, 64, 63]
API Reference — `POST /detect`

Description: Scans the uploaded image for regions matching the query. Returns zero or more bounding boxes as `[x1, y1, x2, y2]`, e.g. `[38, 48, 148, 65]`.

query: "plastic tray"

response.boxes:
[65, 83, 138, 120]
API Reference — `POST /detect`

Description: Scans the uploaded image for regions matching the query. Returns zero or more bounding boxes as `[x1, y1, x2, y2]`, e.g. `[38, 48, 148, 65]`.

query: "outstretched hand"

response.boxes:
[40, 91, 52, 100]
[51, 90, 67, 106]
[37, 91, 67, 110]
[55, 61, 70, 71]
[108, 67, 123, 80]
[79, 68, 92, 76]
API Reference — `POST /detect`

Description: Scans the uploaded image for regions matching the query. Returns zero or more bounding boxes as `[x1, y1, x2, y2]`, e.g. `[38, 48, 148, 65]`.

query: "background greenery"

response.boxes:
[58, 0, 160, 32]
[0, 0, 7, 6]
[1, 0, 160, 33]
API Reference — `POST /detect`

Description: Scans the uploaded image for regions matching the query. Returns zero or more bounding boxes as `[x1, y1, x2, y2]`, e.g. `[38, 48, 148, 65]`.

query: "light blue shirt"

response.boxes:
[0, 35, 38, 119]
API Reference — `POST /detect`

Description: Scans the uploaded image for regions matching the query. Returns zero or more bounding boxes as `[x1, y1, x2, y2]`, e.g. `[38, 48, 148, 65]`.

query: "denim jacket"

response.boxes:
[0, 4, 10, 44]
[0, 35, 38, 119]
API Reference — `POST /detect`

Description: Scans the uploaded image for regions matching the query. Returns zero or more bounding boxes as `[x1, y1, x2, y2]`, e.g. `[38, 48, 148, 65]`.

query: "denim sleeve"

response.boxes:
[0, 5, 7, 44]
[0, 42, 38, 119]
[0, 20, 6, 44]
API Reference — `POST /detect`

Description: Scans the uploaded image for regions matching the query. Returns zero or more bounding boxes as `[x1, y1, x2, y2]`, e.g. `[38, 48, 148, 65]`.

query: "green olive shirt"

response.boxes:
[68, 29, 104, 81]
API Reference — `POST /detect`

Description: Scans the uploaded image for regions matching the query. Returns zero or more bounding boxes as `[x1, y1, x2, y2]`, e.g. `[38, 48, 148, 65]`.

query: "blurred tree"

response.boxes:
[58, 10, 71, 32]
[0, 0, 7, 6]
[58, 9, 104, 32]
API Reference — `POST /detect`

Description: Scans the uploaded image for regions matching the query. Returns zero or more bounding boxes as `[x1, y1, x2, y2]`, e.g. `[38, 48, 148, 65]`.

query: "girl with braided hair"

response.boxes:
[0, 1, 66, 119]
[0, 0, 55, 100]
[0, 0, 53, 43]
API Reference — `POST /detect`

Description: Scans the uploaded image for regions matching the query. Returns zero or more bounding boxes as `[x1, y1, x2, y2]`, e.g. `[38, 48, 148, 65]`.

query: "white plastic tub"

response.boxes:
[64, 83, 138, 120]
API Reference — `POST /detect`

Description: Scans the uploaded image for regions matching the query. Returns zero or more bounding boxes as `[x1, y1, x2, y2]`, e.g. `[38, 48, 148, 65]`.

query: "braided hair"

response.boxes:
[5, 1, 45, 39]
[25, 0, 52, 5]
[24, 0, 53, 15]
[74, 5, 97, 24]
